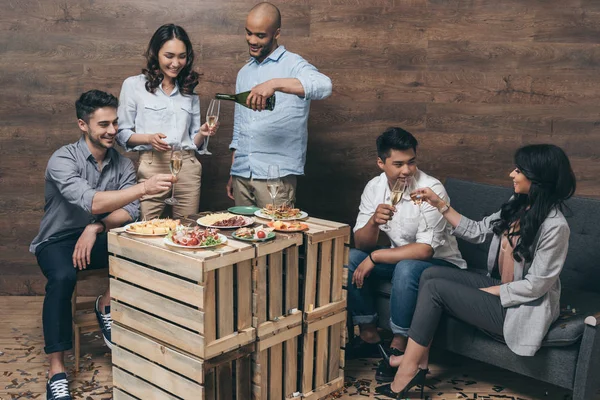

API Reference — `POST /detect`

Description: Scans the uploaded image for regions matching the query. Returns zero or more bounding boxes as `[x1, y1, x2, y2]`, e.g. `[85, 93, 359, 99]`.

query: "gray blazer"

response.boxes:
[453, 208, 570, 356]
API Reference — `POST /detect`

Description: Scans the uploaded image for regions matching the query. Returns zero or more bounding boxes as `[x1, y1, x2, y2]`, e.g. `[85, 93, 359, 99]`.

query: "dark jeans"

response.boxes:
[347, 248, 458, 336]
[408, 266, 506, 347]
[36, 232, 108, 354]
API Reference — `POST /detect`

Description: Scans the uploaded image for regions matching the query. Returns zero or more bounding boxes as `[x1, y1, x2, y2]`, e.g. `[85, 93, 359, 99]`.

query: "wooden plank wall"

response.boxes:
[1, 0, 599, 295]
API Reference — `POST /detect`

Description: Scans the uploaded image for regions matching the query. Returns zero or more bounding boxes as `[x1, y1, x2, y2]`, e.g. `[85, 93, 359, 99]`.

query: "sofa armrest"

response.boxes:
[584, 312, 600, 327]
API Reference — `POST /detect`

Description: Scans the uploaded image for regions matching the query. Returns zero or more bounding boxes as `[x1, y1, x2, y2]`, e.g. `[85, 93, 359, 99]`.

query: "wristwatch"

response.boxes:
[437, 202, 450, 214]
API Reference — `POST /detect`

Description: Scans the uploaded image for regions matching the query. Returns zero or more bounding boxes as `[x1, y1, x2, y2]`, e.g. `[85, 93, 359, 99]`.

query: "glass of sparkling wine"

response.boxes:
[408, 177, 431, 241]
[165, 143, 183, 205]
[266, 165, 281, 220]
[381, 178, 406, 231]
[205, 99, 220, 154]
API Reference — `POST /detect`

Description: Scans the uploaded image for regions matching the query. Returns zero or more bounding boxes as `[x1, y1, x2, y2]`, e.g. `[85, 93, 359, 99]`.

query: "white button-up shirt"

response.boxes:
[354, 169, 466, 269]
[116, 74, 209, 154]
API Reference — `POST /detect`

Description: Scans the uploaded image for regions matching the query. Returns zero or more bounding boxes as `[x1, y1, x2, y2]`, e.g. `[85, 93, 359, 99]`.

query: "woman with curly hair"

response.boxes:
[376, 144, 577, 398]
[117, 24, 216, 219]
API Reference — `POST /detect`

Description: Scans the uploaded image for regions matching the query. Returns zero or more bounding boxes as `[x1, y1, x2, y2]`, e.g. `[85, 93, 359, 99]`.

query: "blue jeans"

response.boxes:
[346, 248, 457, 336]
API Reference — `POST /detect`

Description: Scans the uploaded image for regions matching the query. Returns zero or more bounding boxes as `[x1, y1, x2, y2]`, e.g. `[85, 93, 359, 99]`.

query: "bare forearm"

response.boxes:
[354, 220, 380, 252]
[270, 78, 305, 97]
[92, 184, 145, 215]
[371, 243, 434, 264]
[101, 209, 134, 230]
[126, 134, 150, 147]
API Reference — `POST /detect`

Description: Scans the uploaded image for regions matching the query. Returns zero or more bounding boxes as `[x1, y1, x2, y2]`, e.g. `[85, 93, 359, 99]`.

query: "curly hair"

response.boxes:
[142, 24, 199, 96]
[492, 144, 576, 263]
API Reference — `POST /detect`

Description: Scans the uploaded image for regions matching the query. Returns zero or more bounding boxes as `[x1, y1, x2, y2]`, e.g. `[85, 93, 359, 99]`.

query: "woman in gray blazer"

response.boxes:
[376, 144, 577, 398]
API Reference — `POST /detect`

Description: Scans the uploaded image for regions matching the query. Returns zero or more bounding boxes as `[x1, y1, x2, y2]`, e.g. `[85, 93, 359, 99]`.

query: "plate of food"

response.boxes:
[254, 204, 308, 221]
[163, 227, 227, 249]
[267, 220, 309, 232]
[196, 213, 254, 229]
[228, 206, 261, 216]
[232, 226, 276, 242]
[124, 218, 181, 236]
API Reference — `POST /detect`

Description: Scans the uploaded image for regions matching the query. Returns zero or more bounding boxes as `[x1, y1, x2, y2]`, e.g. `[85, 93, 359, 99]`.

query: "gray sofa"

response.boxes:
[373, 178, 600, 399]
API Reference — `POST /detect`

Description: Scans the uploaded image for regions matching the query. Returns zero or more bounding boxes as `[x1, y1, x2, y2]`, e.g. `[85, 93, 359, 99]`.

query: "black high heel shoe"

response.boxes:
[375, 367, 428, 399]
[376, 344, 404, 383]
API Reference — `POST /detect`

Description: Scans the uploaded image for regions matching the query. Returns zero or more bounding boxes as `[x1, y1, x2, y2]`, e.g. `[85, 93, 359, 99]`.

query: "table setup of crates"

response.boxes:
[107, 213, 350, 400]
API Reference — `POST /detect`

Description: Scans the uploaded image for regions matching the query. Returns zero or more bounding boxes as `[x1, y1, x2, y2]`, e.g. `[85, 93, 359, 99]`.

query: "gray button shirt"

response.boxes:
[30, 137, 139, 254]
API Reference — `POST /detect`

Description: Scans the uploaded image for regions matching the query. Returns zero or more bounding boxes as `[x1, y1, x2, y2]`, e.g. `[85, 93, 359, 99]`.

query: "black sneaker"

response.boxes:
[95, 295, 113, 349]
[375, 347, 404, 383]
[345, 336, 384, 360]
[46, 372, 71, 400]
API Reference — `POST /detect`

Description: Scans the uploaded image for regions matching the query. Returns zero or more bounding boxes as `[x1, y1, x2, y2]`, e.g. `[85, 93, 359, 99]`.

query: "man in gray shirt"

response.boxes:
[30, 90, 174, 400]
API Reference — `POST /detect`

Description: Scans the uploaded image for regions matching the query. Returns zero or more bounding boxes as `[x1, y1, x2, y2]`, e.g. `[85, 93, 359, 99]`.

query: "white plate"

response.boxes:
[254, 210, 308, 221]
[163, 233, 228, 249]
[124, 222, 174, 236]
[196, 215, 254, 229]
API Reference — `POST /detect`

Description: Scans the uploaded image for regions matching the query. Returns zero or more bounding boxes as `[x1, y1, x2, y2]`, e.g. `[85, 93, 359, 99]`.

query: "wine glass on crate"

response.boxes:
[204, 99, 220, 155]
[266, 165, 281, 220]
[381, 178, 406, 232]
[164, 143, 183, 205]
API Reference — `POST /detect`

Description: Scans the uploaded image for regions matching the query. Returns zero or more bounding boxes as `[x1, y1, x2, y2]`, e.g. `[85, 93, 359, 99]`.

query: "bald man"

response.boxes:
[226, 2, 332, 208]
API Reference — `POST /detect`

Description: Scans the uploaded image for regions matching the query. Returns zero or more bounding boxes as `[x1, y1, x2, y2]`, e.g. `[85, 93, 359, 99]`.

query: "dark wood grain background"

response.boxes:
[1, 0, 599, 295]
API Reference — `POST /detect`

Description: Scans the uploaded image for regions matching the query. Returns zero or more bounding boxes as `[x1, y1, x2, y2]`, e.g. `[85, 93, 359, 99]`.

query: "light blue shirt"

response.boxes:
[229, 46, 332, 178]
[116, 74, 209, 154]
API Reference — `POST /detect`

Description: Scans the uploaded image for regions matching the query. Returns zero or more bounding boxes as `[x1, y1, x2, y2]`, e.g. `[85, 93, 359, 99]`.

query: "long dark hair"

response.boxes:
[492, 144, 576, 263]
[142, 24, 199, 95]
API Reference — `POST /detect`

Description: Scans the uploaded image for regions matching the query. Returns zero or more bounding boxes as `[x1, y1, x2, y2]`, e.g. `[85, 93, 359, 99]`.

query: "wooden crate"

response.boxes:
[251, 233, 304, 399]
[108, 230, 256, 360]
[300, 218, 350, 400]
[112, 323, 254, 400]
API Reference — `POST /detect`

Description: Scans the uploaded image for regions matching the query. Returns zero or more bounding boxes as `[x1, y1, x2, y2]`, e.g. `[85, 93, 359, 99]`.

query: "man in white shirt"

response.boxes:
[346, 127, 466, 382]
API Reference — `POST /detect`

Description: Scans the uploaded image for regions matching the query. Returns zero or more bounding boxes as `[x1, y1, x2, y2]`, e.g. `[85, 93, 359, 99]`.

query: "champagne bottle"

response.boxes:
[215, 91, 276, 111]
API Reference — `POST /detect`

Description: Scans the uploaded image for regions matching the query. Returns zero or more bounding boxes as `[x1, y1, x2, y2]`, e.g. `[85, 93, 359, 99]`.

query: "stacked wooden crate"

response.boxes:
[299, 218, 351, 400]
[251, 233, 304, 399]
[108, 231, 257, 400]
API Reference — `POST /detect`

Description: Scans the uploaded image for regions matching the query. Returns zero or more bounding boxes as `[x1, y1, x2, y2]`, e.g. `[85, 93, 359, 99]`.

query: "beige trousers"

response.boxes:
[232, 175, 297, 208]
[137, 150, 202, 219]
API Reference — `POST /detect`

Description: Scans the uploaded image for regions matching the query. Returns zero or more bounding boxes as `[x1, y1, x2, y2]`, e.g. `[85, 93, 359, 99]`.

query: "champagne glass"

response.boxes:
[407, 177, 431, 240]
[266, 165, 281, 219]
[381, 178, 406, 232]
[164, 143, 183, 205]
[204, 99, 220, 155]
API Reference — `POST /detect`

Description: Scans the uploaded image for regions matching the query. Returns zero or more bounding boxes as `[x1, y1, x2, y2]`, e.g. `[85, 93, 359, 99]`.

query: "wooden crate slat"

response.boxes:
[306, 310, 346, 334]
[255, 233, 303, 257]
[236, 355, 252, 399]
[113, 323, 204, 384]
[304, 242, 319, 312]
[268, 251, 284, 319]
[317, 240, 333, 307]
[304, 299, 346, 324]
[328, 323, 342, 382]
[314, 329, 329, 388]
[285, 245, 300, 311]
[113, 367, 182, 400]
[111, 278, 204, 334]
[254, 256, 267, 325]
[204, 270, 216, 344]
[110, 256, 204, 309]
[204, 367, 216, 400]
[301, 332, 315, 393]
[113, 346, 203, 399]
[302, 376, 345, 400]
[203, 246, 256, 272]
[257, 310, 302, 340]
[303, 217, 349, 229]
[257, 324, 302, 352]
[268, 343, 283, 400]
[252, 349, 269, 400]
[109, 233, 203, 282]
[307, 226, 351, 245]
[236, 259, 253, 330]
[204, 327, 255, 359]
[331, 238, 345, 302]
[284, 336, 299, 397]
[113, 388, 139, 400]
[217, 264, 234, 337]
[112, 300, 205, 359]
[216, 362, 233, 399]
